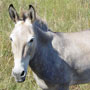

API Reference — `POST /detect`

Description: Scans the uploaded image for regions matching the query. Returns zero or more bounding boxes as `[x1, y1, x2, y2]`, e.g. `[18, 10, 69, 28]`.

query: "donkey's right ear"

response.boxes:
[8, 4, 19, 23]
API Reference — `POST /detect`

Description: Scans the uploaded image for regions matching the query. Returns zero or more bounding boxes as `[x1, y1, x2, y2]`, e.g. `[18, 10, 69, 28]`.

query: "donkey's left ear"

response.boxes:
[28, 5, 36, 23]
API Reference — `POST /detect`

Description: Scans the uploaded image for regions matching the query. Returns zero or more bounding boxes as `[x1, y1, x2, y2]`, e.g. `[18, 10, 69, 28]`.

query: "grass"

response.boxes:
[0, 0, 90, 90]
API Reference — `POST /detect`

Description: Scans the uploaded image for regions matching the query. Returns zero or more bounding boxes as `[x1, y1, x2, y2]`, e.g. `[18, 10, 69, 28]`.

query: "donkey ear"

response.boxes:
[8, 4, 19, 23]
[28, 5, 36, 22]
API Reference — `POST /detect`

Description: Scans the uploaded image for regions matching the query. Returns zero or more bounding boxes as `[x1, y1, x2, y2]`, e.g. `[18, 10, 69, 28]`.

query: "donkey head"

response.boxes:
[8, 4, 37, 82]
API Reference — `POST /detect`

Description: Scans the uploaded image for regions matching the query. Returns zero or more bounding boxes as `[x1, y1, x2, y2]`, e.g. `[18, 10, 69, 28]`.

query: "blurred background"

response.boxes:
[0, 0, 90, 90]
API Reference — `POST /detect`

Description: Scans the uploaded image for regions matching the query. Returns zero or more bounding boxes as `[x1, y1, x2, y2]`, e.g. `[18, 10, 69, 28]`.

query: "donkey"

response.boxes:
[8, 4, 90, 90]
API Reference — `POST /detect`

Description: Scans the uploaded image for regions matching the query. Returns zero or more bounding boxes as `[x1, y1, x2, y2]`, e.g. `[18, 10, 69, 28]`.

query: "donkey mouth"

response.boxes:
[14, 75, 26, 83]
[15, 77, 25, 83]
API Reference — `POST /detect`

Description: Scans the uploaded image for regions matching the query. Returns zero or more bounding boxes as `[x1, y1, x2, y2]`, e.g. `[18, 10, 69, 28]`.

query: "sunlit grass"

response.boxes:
[0, 0, 90, 90]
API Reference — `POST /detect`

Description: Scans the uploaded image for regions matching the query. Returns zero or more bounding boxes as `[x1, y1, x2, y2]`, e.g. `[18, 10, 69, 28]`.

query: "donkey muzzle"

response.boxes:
[12, 69, 26, 83]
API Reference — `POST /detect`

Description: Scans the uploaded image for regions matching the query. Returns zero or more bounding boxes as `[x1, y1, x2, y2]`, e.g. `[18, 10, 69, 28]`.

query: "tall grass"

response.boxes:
[0, 0, 90, 90]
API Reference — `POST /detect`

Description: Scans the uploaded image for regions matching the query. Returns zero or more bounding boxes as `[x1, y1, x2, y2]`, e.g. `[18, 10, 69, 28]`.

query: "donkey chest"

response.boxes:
[33, 72, 48, 89]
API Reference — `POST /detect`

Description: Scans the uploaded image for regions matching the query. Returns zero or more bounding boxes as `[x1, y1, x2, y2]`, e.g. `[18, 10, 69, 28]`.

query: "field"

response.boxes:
[0, 0, 90, 90]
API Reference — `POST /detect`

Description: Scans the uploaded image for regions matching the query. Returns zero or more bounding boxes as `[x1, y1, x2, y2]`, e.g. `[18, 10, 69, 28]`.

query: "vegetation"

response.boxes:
[0, 0, 90, 90]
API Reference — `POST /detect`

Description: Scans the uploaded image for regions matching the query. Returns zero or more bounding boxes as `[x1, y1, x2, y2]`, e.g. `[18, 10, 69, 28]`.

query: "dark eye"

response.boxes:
[10, 37, 13, 41]
[29, 38, 33, 43]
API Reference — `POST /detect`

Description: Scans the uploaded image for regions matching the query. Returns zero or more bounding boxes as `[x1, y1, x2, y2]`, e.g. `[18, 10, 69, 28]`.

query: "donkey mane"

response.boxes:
[20, 10, 49, 32]
[34, 17, 49, 32]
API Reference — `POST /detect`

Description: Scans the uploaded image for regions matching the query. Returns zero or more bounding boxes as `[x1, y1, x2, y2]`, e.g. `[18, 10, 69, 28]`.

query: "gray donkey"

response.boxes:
[8, 4, 90, 90]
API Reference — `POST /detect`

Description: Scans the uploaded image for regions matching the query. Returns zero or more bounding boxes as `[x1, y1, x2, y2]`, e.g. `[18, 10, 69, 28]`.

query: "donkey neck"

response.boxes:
[29, 32, 69, 85]
[32, 23, 52, 44]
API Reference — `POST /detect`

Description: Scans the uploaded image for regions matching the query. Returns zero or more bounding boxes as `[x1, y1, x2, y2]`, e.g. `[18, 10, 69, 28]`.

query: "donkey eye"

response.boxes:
[10, 37, 13, 41]
[29, 38, 33, 43]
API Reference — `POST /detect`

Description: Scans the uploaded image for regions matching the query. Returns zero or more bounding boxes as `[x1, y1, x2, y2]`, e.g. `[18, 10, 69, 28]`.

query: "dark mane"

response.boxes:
[20, 10, 49, 32]
[20, 10, 51, 32]
[34, 18, 49, 32]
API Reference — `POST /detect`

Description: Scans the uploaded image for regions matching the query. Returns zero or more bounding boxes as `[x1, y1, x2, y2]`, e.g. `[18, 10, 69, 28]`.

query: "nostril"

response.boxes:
[21, 71, 25, 77]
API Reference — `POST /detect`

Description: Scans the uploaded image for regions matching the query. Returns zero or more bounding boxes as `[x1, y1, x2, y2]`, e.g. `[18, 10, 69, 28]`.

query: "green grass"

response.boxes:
[0, 0, 90, 90]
